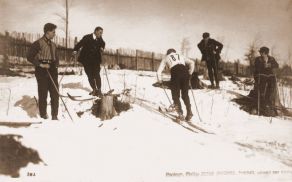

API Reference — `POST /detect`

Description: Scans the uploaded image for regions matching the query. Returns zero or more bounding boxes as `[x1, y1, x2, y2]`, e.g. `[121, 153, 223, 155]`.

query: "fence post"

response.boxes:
[117, 49, 119, 66]
[151, 52, 154, 71]
[2, 32, 10, 69]
[136, 49, 138, 70]
[73, 37, 78, 67]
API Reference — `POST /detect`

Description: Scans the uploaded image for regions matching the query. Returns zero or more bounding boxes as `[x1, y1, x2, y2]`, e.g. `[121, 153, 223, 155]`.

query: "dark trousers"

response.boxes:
[206, 58, 219, 85]
[170, 64, 191, 113]
[83, 63, 101, 90]
[35, 66, 59, 117]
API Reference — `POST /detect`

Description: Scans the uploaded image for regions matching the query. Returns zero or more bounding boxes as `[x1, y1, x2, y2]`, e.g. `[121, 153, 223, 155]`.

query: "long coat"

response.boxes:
[254, 56, 279, 76]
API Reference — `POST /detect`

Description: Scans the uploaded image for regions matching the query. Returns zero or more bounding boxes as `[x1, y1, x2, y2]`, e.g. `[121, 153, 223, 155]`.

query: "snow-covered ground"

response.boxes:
[0, 69, 292, 182]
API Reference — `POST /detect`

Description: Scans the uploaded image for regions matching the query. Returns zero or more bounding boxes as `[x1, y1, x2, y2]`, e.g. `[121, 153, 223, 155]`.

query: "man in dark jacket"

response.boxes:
[27, 23, 59, 120]
[254, 46, 279, 109]
[73, 27, 105, 96]
[197, 32, 223, 88]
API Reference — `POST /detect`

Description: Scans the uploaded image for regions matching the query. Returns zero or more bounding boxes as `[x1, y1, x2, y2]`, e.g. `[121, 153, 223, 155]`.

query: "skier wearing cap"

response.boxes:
[157, 49, 195, 121]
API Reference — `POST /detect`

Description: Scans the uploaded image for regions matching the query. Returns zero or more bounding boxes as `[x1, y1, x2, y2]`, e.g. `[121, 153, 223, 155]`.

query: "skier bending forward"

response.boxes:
[157, 48, 195, 121]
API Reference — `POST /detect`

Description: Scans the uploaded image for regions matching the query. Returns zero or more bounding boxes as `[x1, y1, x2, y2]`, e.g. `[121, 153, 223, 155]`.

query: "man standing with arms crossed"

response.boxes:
[198, 32, 223, 89]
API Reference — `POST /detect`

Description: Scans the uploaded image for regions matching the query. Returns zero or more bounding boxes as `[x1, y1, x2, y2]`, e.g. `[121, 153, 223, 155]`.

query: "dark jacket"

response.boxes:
[254, 56, 279, 76]
[197, 38, 223, 61]
[73, 34, 105, 65]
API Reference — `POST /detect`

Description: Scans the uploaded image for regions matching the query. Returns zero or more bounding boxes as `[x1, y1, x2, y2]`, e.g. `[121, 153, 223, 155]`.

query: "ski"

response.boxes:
[185, 120, 215, 134]
[157, 107, 198, 133]
[67, 89, 115, 102]
[159, 106, 214, 134]
[134, 100, 197, 133]
[67, 93, 96, 101]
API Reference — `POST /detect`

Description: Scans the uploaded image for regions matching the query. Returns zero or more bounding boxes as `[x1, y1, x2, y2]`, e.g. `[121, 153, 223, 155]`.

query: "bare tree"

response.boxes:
[244, 37, 261, 76]
[55, 0, 70, 61]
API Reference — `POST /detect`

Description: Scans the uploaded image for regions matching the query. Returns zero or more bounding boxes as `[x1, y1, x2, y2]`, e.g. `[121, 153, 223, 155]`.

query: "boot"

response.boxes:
[177, 112, 184, 122]
[90, 89, 102, 97]
[96, 89, 103, 97]
[215, 82, 220, 89]
[40, 114, 48, 120]
[185, 106, 193, 121]
[52, 115, 58, 120]
[209, 82, 215, 89]
[174, 104, 184, 121]
[89, 89, 96, 95]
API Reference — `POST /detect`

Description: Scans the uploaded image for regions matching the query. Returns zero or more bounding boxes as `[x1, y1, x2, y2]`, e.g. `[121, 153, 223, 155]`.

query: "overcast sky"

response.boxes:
[1, 0, 292, 64]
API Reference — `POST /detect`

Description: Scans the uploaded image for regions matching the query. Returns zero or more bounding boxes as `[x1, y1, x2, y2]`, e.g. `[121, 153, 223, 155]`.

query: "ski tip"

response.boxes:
[67, 93, 74, 99]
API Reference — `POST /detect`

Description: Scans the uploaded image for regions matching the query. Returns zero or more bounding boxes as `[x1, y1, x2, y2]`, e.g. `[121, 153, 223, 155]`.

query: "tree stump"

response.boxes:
[100, 95, 117, 121]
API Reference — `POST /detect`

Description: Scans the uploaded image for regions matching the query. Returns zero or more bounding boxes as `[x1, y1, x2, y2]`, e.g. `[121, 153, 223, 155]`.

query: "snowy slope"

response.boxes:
[0, 69, 292, 182]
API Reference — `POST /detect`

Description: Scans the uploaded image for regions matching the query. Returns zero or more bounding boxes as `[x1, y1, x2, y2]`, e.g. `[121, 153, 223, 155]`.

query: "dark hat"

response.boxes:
[259, 46, 269, 54]
[202, 32, 210, 38]
[166, 48, 176, 55]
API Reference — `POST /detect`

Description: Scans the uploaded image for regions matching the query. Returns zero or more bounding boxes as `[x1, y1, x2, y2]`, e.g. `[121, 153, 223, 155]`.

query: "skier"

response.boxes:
[27, 23, 59, 120]
[254, 46, 279, 114]
[72, 26, 105, 97]
[157, 48, 195, 121]
[197, 32, 223, 89]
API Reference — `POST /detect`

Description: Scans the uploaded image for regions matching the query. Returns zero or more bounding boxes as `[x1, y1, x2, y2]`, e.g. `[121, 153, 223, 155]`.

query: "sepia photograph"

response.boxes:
[0, 0, 292, 181]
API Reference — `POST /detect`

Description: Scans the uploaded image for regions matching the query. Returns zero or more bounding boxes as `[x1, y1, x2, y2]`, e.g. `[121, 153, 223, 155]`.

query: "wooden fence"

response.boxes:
[0, 31, 250, 75]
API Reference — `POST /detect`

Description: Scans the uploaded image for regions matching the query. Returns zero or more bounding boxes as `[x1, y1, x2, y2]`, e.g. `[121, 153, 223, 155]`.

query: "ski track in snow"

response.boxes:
[0, 69, 292, 181]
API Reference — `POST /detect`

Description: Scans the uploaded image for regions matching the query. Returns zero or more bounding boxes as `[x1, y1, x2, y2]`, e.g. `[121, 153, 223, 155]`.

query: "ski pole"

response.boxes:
[156, 73, 172, 105]
[59, 55, 74, 85]
[257, 74, 261, 116]
[100, 50, 111, 91]
[46, 69, 74, 122]
[189, 81, 203, 122]
[103, 65, 111, 90]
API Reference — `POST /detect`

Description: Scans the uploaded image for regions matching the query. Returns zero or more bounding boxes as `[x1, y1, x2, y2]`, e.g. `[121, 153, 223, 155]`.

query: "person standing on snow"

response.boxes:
[72, 26, 105, 97]
[254, 46, 279, 113]
[27, 23, 59, 120]
[197, 32, 223, 89]
[157, 48, 195, 121]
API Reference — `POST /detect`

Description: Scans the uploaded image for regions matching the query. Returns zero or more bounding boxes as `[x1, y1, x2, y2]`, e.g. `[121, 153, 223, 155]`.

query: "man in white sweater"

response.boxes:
[157, 48, 195, 121]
